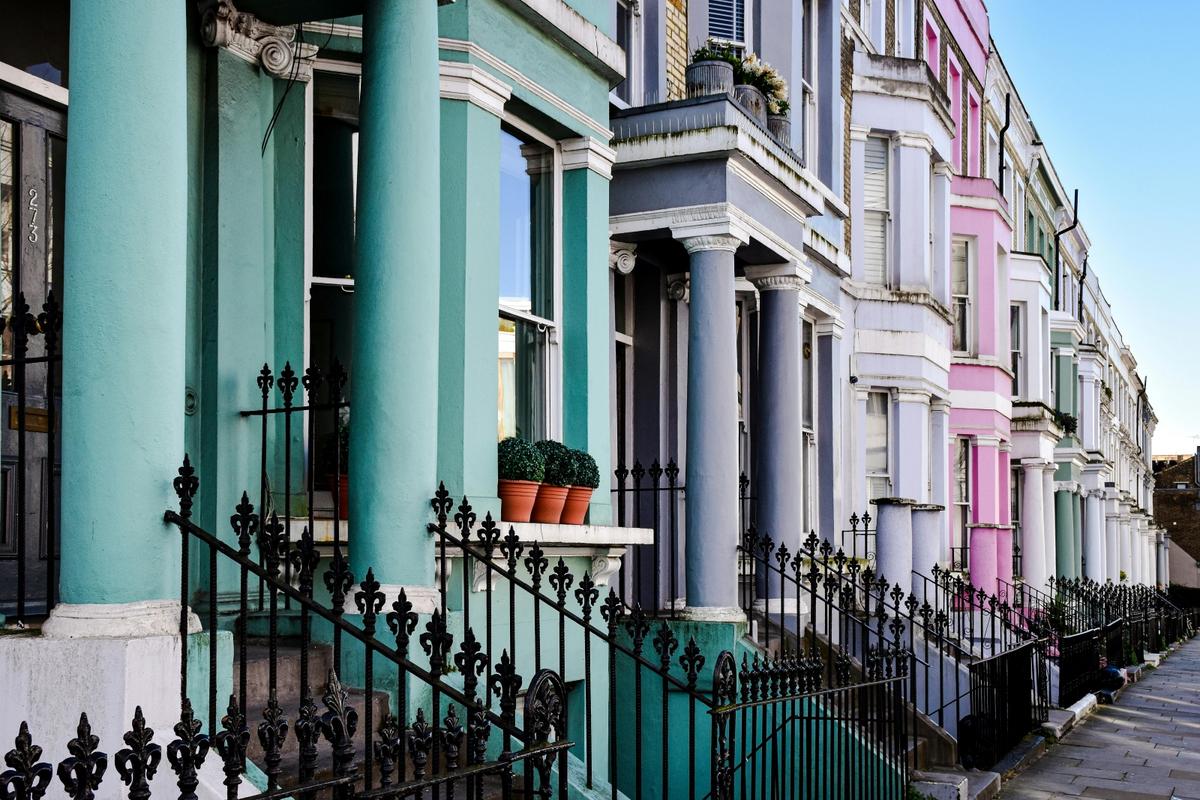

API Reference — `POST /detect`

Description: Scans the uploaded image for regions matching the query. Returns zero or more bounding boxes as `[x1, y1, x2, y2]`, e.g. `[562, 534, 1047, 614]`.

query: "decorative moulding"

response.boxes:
[198, 0, 319, 82]
[609, 242, 637, 274]
[439, 61, 512, 118]
[561, 137, 617, 180]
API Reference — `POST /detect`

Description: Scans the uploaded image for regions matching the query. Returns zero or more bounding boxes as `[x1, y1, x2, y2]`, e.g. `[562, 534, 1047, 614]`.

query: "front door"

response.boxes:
[0, 86, 65, 620]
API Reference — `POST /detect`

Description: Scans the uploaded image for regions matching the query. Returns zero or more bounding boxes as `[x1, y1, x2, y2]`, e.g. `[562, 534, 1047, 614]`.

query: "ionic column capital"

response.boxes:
[198, 0, 319, 81]
[745, 263, 806, 292]
[609, 241, 638, 274]
[678, 233, 745, 254]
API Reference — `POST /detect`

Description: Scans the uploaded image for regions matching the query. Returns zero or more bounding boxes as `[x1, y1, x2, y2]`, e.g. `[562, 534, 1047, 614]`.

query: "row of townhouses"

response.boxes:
[0, 1, 1176, 799]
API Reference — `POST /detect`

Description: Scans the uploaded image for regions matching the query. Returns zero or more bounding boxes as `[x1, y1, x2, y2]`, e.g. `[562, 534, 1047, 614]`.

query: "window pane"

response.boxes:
[866, 392, 888, 473]
[500, 129, 554, 320]
[498, 315, 546, 441]
[951, 240, 968, 293]
[614, 2, 632, 102]
[313, 72, 361, 279]
[954, 438, 969, 503]
[802, 320, 814, 429]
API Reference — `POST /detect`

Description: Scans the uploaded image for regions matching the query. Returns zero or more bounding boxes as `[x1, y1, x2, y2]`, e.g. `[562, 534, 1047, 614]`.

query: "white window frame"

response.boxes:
[865, 390, 892, 502]
[863, 134, 891, 286]
[951, 237, 972, 354]
[610, 0, 642, 108]
[611, 268, 635, 476]
[951, 436, 971, 568]
[1010, 464, 1022, 578]
[1010, 302, 1023, 397]
[801, 317, 817, 532]
[498, 112, 565, 443]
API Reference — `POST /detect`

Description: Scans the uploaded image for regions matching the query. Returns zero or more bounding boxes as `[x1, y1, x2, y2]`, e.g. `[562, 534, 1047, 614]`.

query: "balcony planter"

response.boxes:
[532, 440, 574, 524]
[767, 113, 791, 142]
[686, 59, 734, 97]
[733, 84, 768, 124]
[498, 436, 545, 523]
[561, 448, 600, 525]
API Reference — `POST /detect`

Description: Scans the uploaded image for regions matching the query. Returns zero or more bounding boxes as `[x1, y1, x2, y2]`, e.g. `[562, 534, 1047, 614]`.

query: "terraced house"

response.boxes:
[0, 1, 1184, 799]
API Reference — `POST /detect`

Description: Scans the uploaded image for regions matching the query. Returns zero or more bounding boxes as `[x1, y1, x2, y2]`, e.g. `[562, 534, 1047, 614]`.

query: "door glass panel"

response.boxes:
[47, 134, 65, 303]
[1, 119, 13, 383]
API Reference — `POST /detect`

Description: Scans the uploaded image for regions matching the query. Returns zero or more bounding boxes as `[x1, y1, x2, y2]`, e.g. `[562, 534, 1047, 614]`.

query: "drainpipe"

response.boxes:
[998, 93, 1011, 196]
[1053, 189, 1079, 311]
[1077, 253, 1088, 323]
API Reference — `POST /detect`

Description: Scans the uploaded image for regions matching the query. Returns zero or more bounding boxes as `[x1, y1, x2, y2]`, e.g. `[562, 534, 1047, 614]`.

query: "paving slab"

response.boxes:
[999, 635, 1200, 799]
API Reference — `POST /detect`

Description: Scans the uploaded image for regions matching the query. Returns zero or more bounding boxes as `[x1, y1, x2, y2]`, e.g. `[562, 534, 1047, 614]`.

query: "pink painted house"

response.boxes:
[935, 0, 1016, 596]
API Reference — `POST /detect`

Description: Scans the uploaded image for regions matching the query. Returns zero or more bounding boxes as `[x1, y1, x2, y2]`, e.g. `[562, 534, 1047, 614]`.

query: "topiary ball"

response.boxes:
[535, 440, 575, 487]
[570, 449, 600, 489]
[498, 436, 545, 483]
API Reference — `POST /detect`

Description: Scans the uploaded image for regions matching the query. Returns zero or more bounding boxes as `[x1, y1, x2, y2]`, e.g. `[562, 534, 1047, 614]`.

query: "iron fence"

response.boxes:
[961, 639, 1049, 770]
[1057, 628, 1102, 707]
[709, 653, 908, 800]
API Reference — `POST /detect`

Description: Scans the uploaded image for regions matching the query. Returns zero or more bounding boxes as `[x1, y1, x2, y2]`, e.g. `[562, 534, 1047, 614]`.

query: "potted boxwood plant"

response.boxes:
[532, 440, 574, 523]
[561, 448, 600, 525]
[498, 437, 545, 522]
[686, 38, 737, 97]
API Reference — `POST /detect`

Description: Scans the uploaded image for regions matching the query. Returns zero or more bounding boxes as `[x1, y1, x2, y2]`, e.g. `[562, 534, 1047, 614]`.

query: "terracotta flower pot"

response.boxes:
[498, 479, 540, 523]
[560, 486, 594, 525]
[531, 484, 570, 524]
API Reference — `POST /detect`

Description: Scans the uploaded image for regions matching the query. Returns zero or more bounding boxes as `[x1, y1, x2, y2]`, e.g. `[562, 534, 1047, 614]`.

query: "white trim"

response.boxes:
[439, 38, 612, 139]
[561, 136, 616, 179]
[42, 601, 200, 639]
[949, 390, 1013, 417]
[439, 61, 512, 118]
[0, 62, 67, 106]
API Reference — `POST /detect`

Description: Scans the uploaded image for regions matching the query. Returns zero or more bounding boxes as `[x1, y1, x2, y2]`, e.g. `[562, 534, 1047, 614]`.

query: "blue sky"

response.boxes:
[987, 1, 1200, 455]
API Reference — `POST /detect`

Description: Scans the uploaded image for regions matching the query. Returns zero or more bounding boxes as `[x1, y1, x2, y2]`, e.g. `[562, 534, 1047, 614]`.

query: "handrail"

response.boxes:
[429, 498, 715, 705]
[163, 508, 528, 742]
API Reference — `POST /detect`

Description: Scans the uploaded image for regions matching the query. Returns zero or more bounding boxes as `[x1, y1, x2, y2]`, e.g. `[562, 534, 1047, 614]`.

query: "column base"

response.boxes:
[378, 584, 440, 615]
[752, 597, 809, 615]
[42, 600, 201, 639]
[678, 605, 746, 623]
[0, 628, 238, 800]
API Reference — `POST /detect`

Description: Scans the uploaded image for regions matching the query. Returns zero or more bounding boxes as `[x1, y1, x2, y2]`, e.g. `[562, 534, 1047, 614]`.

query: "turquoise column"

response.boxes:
[58, 1, 187, 606]
[1054, 490, 1074, 580]
[437, 98, 502, 513]
[562, 149, 612, 525]
[349, 0, 440, 590]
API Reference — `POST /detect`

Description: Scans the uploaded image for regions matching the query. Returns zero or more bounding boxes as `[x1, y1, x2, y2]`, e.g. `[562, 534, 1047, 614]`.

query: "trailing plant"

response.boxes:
[569, 448, 600, 489]
[498, 436, 545, 483]
[768, 97, 790, 116]
[691, 38, 741, 68]
[1053, 409, 1078, 437]
[535, 440, 575, 487]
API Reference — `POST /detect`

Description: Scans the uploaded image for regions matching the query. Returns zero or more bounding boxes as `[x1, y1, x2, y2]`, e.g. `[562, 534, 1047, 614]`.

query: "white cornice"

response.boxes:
[561, 137, 617, 180]
[439, 61, 511, 117]
[439, 38, 612, 139]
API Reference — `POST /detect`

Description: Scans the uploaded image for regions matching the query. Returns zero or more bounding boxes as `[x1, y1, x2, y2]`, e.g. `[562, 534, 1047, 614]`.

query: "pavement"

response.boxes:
[1000, 636, 1200, 799]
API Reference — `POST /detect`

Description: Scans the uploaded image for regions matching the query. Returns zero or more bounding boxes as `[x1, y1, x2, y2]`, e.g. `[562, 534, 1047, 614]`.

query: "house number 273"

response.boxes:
[26, 188, 39, 244]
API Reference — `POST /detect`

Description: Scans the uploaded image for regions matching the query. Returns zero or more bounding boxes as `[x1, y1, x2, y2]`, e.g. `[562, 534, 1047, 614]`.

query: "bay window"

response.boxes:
[498, 124, 560, 442]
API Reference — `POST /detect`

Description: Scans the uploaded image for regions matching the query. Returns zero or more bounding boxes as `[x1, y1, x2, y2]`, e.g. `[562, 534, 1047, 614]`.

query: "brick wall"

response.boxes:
[666, 0, 688, 101]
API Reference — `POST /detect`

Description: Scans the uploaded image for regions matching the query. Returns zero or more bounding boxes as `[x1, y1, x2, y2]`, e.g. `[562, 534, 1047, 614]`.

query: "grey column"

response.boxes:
[875, 499, 914, 589]
[680, 233, 744, 615]
[748, 267, 806, 599]
[912, 504, 944, 594]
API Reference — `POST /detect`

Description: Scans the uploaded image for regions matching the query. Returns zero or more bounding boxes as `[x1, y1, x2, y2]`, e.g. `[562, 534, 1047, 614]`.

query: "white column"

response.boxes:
[1041, 466, 1056, 585]
[895, 390, 931, 502]
[1105, 492, 1120, 583]
[1083, 489, 1104, 582]
[1020, 461, 1048, 590]
[931, 162, 952, 306]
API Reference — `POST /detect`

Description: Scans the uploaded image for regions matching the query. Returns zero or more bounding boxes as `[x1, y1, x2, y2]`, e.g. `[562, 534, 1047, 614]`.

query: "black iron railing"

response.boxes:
[611, 459, 683, 615]
[709, 652, 909, 799]
[1057, 628, 1102, 707]
[961, 639, 1049, 770]
[0, 291, 61, 623]
[1103, 617, 1127, 668]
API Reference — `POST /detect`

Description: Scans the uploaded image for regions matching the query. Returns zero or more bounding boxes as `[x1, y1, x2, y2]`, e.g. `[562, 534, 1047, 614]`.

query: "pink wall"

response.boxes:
[932, 0, 989, 79]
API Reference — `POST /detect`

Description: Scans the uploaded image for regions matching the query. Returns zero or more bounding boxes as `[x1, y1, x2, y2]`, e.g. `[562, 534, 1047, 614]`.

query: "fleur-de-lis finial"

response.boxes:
[58, 713, 107, 800]
[166, 701, 208, 800]
[2, 722, 53, 800]
[173, 455, 199, 519]
[115, 707, 161, 800]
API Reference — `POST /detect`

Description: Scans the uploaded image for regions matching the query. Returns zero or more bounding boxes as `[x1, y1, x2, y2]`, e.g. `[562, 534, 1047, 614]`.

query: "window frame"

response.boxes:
[951, 237, 972, 354]
[497, 113, 565, 443]
[863, 134, 891, 286]
[1010, 303, 1023, 397]
[865, 390, 892, 502]
[951, 436, 971, 569]
[610, 0, 641, 108]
